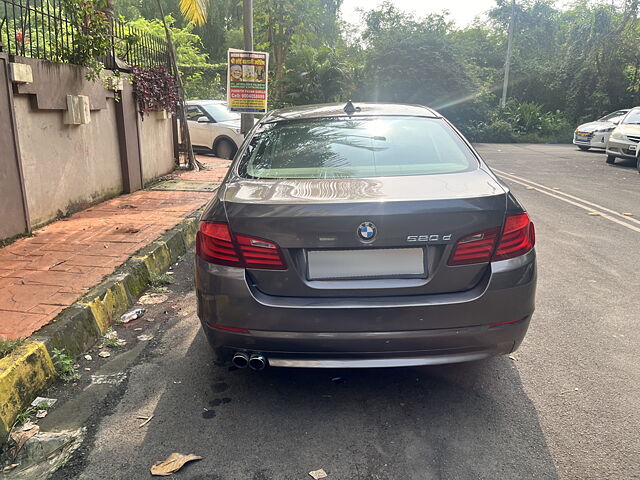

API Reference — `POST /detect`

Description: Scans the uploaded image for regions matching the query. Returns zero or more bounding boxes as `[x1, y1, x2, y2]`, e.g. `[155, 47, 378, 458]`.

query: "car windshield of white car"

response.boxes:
[622, 110, 640, 125]
[599, 110, 627, 122]
[237, 116, 477, 180]
[201, 104, 240, 123]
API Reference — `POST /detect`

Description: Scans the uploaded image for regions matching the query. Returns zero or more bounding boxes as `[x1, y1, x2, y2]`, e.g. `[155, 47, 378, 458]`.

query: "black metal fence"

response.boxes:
[0, 0, 168, 69]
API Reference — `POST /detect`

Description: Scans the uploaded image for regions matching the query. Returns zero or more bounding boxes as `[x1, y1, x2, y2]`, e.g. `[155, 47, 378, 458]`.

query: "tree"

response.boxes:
[254, 0, 342, 97]
[358, 3, 480, 124]
[178, 0, 208, 26]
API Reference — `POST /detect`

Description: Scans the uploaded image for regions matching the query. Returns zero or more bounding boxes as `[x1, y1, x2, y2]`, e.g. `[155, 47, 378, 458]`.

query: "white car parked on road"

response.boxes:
[605, 107, 640, 168]
[573, 109, 629, 151]
[185, 100, 244, 159]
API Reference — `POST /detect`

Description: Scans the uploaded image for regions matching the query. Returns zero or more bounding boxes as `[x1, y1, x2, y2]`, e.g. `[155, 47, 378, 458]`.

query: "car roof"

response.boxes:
[186, 100, 227, 105]
[264, 102, 440, 122]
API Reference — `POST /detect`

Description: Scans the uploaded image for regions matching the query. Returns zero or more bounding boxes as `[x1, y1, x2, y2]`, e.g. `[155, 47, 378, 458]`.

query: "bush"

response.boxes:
[463, 100, 573, 143]
[180, 64, 226, 100]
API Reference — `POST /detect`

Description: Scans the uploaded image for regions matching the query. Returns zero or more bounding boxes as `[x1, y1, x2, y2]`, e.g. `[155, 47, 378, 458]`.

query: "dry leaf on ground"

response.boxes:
[98, 351, 111, 358]
[150, 453, 203, 476]
[10, 425, 39, 458]
[309, 469, 328, 479]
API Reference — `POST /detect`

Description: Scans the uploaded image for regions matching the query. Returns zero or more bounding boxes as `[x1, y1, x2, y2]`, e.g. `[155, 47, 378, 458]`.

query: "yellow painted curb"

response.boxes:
[0, 342, 55, 438]
[134, 242, 172, 278]
[78, 280, 130, 334]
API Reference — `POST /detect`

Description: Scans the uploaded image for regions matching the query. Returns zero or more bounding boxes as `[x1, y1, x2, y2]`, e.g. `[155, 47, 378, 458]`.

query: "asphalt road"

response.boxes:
[46, 144, 640, 480]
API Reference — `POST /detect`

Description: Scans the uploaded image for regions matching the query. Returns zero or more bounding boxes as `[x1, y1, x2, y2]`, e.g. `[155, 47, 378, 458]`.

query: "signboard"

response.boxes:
[227, 49, 269, 114]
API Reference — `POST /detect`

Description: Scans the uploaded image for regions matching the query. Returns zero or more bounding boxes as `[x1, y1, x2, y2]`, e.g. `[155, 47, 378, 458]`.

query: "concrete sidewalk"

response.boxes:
[0, 155, 230, 441]
[0, 155, 227, 340]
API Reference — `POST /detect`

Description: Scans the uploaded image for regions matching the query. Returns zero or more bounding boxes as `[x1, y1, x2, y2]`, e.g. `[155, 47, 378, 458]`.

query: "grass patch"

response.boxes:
[0, 339, 25, 360]
[51, 347, 80, 381]
[12, 400, 54, 429]
[101, 328, 123, 347]
[149, 273, 174, 293]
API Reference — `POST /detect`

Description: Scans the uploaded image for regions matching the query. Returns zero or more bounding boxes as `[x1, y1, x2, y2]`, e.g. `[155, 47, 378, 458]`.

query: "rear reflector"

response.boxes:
[196, 221, 287, 270]
[448, 213, 535, 266]
[489, 317, 526, 328]
[210, 324, 250, 334]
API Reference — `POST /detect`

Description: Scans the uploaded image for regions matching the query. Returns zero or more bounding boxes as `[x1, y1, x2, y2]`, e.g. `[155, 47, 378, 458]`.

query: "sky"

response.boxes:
[340, 0, 499, 27]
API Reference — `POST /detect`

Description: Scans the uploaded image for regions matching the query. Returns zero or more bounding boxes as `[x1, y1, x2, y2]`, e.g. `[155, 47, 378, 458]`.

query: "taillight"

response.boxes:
[448, 227, 499, 266]
[235, 234, 287, 270]
[196, 222, 287, 270]
[492, 213, 535, 261]
[196, 222, 242, 267]
[448, 213, 535, 266]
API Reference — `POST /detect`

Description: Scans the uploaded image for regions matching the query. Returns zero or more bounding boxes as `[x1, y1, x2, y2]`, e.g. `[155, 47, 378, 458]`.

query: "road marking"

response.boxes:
[494, 169, 640, 226]
[493, 169, 640, 234]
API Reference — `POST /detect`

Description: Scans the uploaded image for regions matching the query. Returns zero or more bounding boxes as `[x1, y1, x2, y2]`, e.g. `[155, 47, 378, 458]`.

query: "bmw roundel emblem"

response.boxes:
[357, 222, 377, 242]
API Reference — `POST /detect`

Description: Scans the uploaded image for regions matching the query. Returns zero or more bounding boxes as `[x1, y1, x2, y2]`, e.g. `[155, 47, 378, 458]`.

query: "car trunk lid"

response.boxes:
[221, 170, 507, 298]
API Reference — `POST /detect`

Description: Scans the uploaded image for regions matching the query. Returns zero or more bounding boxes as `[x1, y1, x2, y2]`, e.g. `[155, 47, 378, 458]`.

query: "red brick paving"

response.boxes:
[0, 158, 228, 340]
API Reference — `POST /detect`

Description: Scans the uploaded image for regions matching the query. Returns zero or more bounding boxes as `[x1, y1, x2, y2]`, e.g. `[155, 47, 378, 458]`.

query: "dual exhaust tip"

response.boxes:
[232, 352, 267, 371]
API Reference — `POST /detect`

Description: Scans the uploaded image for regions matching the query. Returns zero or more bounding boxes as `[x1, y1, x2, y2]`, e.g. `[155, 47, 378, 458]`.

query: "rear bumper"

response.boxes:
[196, 250, 536, 367]
[200, 317, 531, 367]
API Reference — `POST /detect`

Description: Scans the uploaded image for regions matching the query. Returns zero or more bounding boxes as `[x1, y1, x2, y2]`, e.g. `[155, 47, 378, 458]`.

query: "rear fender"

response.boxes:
[200, 191, 229, 224]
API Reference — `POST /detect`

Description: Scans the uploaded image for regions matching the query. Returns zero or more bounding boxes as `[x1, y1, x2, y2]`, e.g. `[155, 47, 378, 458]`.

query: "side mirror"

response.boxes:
[197, 116, 210, 124]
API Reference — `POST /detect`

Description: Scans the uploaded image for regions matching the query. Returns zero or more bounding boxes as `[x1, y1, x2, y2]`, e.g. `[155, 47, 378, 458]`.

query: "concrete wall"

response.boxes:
[2, 58, 177, 234]
[139, 112, 175, 185]
[14, 96, 123, 227]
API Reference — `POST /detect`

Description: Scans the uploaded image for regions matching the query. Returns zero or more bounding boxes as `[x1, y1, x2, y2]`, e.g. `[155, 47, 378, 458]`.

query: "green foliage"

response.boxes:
[132, 65, 179, 115]
[101, 328, 122, 348]
[121, 0, 640, 142]
[464, 100, 574, 143]
[126, 15, 220, 99]
[1, 0, 112, 81]
[0, 339, 25, 360]
[59, 0, 113, 80]
[127, 15, 208, 65]
[51, 348, 80, 382]
[180, 64, 226, 100]
[278, 46, 354, 106]
[254, 0, 343, 95]
[149, 273, 174, 293]
[12, 401, 53, 428]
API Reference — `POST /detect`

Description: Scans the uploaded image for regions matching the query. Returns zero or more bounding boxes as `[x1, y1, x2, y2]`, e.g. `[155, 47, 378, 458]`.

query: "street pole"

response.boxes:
[500, 0, 516, 108]
[241, 0, 255, 135]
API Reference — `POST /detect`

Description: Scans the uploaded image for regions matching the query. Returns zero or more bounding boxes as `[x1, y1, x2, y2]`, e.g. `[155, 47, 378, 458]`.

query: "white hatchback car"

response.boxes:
[186, 100, 244, 159]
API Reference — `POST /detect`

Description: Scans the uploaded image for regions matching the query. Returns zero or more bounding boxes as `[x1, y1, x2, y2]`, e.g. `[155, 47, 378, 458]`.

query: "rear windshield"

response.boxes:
[237, 116, 477, 179]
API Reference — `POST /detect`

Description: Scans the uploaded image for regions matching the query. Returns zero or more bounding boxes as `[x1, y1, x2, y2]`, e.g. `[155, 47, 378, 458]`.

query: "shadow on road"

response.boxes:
[128, 331, 558, 480]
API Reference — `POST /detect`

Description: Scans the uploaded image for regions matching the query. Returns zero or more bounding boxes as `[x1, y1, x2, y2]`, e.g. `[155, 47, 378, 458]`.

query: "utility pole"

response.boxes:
[241, 0, 255, 134]
[500, 0, 516, 108]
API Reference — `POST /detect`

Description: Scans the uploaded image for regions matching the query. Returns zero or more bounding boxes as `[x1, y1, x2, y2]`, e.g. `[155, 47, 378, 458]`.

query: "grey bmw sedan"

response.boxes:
[195, 102, 536, 370]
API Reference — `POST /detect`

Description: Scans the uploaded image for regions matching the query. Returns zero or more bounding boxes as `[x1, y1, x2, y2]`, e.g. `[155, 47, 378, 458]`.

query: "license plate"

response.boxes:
[307, 248, 425, 280]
